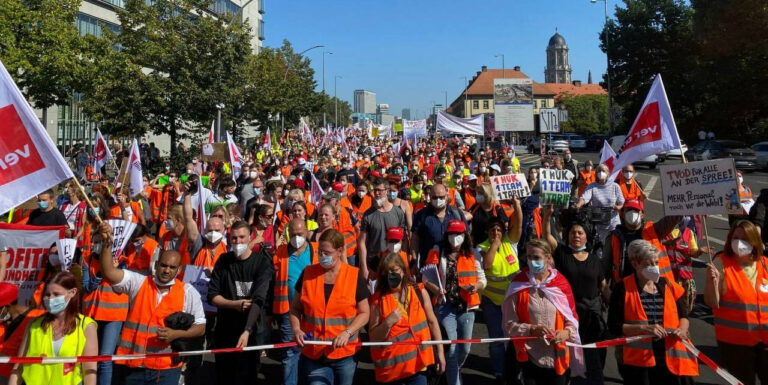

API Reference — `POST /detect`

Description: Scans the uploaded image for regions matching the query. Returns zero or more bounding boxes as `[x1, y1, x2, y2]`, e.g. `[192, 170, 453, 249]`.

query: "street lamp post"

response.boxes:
[334, 75, 342, 127]
[591, 0, 614, 136]
[461, 76, 469, 118]
[495, 54, 505, 78]
[322, 50, 333, 128]
[215, 103, 225, 141]
[442, 91, 448, 111]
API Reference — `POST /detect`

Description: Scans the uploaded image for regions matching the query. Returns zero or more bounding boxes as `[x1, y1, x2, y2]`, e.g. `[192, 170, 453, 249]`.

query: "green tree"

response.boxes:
[0, 0, 84, 125]
[558, 94, 609, 134]
[308, 93, 352, 128]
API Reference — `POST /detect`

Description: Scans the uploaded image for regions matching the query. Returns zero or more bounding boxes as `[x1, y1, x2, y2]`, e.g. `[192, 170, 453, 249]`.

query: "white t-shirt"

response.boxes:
[114, 270, 206, 325]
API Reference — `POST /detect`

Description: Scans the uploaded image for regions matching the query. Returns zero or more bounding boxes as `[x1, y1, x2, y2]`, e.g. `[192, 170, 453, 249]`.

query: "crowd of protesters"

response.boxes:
[0, 127, 765, 385]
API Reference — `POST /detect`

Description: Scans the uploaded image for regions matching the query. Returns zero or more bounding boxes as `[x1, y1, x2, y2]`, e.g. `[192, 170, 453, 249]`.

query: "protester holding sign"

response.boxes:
[704, 220, 768, 385]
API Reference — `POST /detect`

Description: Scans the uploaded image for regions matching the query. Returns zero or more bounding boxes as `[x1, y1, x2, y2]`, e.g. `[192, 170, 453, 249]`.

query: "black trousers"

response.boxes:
[520, 361, 569, 385]
[718, 341, 768, 385]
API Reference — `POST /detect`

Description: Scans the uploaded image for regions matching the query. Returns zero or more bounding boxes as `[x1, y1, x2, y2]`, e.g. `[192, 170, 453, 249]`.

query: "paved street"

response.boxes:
[192, 150, 754, 385]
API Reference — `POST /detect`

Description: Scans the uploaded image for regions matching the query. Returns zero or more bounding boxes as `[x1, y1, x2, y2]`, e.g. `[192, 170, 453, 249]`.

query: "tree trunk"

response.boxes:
[169, 119, 176, 158]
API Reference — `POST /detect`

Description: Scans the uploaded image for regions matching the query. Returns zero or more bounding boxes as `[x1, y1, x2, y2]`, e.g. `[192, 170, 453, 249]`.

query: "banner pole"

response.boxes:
[6, 208, 13, 223]
[70, 177, 103, 224]
[702, 216, 714, 264]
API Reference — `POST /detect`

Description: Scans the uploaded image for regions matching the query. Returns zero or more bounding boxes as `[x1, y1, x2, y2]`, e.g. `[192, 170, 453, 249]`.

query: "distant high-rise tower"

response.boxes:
[545, 30, 572, 84]
[588, 70, 593, 84]
[402, 108, 411, 120]
[354, 90, 376, 114]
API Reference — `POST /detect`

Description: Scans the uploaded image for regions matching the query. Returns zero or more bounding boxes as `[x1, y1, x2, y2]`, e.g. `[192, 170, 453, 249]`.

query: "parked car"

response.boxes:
[685, 140, 758, 172]
[661, 141, 689, 158]
[586, 134, 610, 151]
[562, 133, 587, 151]
[752, 142, 768, 169]
[546, 134, 570, 153]
[608, 135, 662, 169]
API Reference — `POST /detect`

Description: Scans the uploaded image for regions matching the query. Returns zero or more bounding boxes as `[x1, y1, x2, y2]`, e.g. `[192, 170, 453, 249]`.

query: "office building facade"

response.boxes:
[353, 89, 376, 114]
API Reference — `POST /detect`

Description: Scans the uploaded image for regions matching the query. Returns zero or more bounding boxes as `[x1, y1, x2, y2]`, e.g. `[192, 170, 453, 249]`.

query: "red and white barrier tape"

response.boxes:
[0, 334, 745, 385]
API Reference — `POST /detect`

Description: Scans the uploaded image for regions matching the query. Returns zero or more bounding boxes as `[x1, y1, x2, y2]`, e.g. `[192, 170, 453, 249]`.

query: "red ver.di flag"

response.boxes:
[610, 74, 683, 179]
[93, 128, 113, 171]
[0, 59, 74, 215]
[226, 131, 244, 179]
[0, 223, 65, 305]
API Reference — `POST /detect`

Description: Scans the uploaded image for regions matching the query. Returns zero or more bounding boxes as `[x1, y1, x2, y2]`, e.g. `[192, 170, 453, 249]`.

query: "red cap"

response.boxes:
[462, 176, 469, 185]
[623, 199, 644, 212]
[0, 283, 18, 307]
[446, 219, 466, 234]
[378, 162, 387, 168]
[293, 179, 305, 189]
[371, 171, 381, 178]
[332, 182, 344, 192]
[386, 227, 404, 241]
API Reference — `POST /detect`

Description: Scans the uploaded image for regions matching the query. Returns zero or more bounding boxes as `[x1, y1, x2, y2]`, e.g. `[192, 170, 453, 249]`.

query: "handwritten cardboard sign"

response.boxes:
[105, 219, 137, 263]
[490, 173, 531, 201]
[659, 158, 741, 216]
[540, 168, 573, 206]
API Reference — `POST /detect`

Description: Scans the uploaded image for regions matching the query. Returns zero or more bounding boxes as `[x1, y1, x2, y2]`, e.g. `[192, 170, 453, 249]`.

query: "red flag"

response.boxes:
[208, 120, 215, 144]
[263, 128, 271, 149]
[226, 131, 243, 179]
[93, 128, 112, 171]
[310, 173, 324, 205]
[599, 140, 617, 173]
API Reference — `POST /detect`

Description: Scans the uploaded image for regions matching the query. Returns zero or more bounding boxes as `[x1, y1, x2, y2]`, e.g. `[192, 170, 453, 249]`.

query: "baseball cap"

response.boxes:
[386, 227, 404, 241]
[0, 283, 18, 307]
[298, 158, 306, 165]
[293, 179, 305, 189]
[332, 182, 344, 192]
[467, 174, 477, 181]
[323, 191, 341, 200]
[623, 199, 644, 212]
[490, 164, 501, 173]
[371, 171, 381, 178]
[446, 219, 466, 234]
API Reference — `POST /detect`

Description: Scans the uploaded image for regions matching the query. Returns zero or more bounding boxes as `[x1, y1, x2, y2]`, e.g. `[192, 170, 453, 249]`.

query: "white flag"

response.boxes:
[208, 120, 215, 144]
[610, 74, 682, 180]
[0, 59, 74, 215]
[310, 173, 324, 205]
[197, 176, 207, 234]
[599, 140, 617, 173]
[55, 238, 77, 271]
[226, 131, 244, 180]
[93, 128, 113, 171]
[105, 219, 137, 263]
[127, 139, 143, 198]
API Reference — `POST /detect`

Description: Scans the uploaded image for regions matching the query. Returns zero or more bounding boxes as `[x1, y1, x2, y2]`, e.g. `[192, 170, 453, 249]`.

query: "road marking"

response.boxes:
[703, 235, 725, 246]
[644, 175, 658, 195]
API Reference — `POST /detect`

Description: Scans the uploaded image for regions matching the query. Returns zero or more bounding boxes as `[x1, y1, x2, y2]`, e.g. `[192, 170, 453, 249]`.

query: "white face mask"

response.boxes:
[204, 231, 223, 244]
[358, 191, 367, 198]
[641, 265, 660, 283]
[565, 154, 571, 161]
[448, 234, 464, 248]
[290, 235, 306, 249]
[480, 166, 486, 173]
[738, 176, 744, 184]
[375, 197, 387, 207]
[432, 198, 446, 209]
[249, 171, 258, 179]
[387, 242, 402, 253]
[624, 211, 641, 226]
[623, 171, 633, 180]
[234, 243, 249, 257]
[731, 239, 754, 256]
[598, 171, 608, 181]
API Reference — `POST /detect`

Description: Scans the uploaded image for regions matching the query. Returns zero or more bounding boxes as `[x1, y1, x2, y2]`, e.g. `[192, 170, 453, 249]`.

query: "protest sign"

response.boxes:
[201, 143, 228, 162]
[55, 238, 77, 271]
[0, 223, 64, 305]
[183, 265, 216, 312]
[490, 173, 531, 201]
[659, 158, 741, 216]
[105, 219, 137, 263]
[540, 168, 573, 206]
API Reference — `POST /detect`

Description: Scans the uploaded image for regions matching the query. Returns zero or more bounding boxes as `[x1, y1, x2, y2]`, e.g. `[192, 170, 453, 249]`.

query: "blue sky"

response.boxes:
[264, 0, 612, 119]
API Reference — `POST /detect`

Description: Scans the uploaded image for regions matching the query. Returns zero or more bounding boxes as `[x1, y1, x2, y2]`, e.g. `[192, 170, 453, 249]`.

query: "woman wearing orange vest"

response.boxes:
[704, 220, 767, 385]
[8, 272, 98, 385]
[503, 239, 583, 385]
[351, 183, 372, 221]
[422, 220, 485, 385]
[369, 252, 445, 384]
[619, 165, 647, 202]
[125, 224, 160, 275]
[608, 239, 699, 385]
[290, 229, 370, 385]
[576, 161, 596, 198]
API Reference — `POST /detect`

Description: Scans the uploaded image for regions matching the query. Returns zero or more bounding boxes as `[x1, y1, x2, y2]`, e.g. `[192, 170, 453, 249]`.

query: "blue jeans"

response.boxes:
[122, 366, 181, 385]
[299, 355, 357, 385]
[97, 320, 123, 385]
[279, 313, 300, 385]
[437, 303, 475, 385]
[381, 372, 427, 385]
[480, 296, 506, 377]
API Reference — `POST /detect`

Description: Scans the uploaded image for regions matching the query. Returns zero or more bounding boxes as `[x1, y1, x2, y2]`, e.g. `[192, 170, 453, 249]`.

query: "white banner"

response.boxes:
[659, 158, 742, 216]
[403, 119, 428, 140]
[105, 219, 137, 263]
[436, 111, 483, 136]
[55, 238, 77, 271]
[0, 223, 64, 305]
[493, 78, 534, 132]
[183, 265, 216, 313]
[490, 173, 531, 201]
[0, 59, 74, 215]
[540, 168, 574, 206]
[127, 139, 143, 198]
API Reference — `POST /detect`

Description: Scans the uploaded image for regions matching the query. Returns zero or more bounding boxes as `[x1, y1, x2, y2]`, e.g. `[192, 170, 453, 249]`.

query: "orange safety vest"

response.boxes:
[513, 289, 569, 375]
[713, 255, 768, 346]
[531, 207, 543, 238]
[116, 277, 186, 369]
[128, 201, 142, 224]
[619, 178, 644, 201]
[149, 188, 163, 222]
[448, 188, 457, 207]
[335, 209, 357, 258]
[272, 243, 318, 315]
[125, 237, 159, 274]
[739, 186, 752, 201]
[463, 189, 476, 210]
[0, 308, 47, 379]
[578, 170, 596, 197]
[193, 241, 227, 269]
[161, 232, 191, 267]
[82, 255, 130, 322]
[425, 249, 480, 309]
[370, 284, 435, 382]
[353, 195, 372, 221]
[500, 202, 516, 220]
[611, 222, 674, 283]
[622, 276, 699, 375]
[108, 205, 122, 220]
[276, 210, 291, 235]
[299, 263, 361, 360]
[156, 185, 178, 223]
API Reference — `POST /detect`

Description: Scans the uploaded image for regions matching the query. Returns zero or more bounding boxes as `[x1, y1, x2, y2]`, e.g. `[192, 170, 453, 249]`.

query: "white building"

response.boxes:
[40, 0, 265, 156]
[353, 89, 376, 114]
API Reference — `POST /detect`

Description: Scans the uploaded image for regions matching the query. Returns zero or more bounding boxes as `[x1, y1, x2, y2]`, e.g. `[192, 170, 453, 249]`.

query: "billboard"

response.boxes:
[493, 78, 534, 132]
